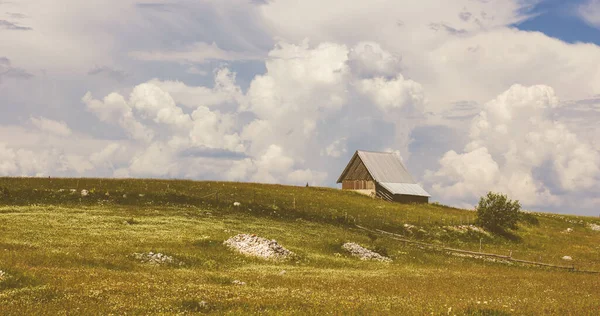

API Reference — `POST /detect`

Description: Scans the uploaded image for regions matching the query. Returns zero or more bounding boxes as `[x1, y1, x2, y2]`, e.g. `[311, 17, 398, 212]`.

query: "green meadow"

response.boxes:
[1, 178, 599, 315]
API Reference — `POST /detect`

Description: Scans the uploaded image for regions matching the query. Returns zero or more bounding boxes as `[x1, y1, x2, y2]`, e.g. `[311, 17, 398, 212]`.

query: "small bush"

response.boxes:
[476, 192, 521, 233]
[520, 211, 539, 226]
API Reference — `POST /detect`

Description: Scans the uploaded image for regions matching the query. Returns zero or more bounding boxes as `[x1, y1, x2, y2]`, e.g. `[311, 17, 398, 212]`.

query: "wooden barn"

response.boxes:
[337, 150, 430, 203]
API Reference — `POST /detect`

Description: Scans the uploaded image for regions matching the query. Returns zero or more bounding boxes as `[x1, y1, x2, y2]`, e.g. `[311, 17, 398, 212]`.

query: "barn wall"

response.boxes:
[392, 194, 429, 204]
[342, 180, 375, 190]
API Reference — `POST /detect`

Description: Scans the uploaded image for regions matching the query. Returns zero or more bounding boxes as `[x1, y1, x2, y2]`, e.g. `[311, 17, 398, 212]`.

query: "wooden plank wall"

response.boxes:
[341, 156, 373, 181]
[342, 180, 375, 190]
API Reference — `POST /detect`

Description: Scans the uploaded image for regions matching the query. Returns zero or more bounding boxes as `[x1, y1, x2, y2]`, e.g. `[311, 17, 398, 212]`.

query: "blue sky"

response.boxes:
[1, 0, 599, 215]
[516, 0, 600, 45]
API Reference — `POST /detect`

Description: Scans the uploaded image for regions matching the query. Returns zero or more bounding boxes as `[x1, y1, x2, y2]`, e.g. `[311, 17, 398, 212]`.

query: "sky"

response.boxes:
[1, 0, 599, 215]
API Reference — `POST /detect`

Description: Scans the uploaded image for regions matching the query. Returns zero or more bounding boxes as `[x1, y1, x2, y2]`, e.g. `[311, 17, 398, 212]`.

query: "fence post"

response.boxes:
[293, 197, 296, 209]
[479, 238, 483, 252]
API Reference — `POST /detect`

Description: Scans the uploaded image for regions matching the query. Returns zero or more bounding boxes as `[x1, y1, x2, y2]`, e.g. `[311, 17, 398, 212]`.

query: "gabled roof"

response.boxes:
[337, 150, 415, 184]
[337, 150, 431, 197]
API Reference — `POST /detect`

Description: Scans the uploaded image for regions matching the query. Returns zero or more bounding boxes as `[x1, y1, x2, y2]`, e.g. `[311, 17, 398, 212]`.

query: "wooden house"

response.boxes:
[337, 150, 430, 203]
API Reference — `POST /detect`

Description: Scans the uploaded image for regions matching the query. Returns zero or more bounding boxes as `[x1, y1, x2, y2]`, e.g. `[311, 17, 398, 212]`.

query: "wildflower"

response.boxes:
[232, 280, 246, 286]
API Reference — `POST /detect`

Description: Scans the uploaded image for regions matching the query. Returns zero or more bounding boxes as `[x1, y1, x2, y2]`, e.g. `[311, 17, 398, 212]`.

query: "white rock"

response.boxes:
[342, 242, 392, 262]
[70, 189, 77, 193]
[233, 202, 241, 207]
[588, 223, 600, 231]
[562, 256, 573, 261]
[565, 228, 573, 233]
[224, 234, 294, 260]
[81, 189, 89, 197]
[131, 252, 177, 265]
[232, 280, 246, 285]
[279, 270, 286, 275]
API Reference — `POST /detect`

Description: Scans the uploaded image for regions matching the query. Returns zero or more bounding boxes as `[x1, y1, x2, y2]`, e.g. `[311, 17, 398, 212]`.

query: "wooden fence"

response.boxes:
[355, 225, 600, 274]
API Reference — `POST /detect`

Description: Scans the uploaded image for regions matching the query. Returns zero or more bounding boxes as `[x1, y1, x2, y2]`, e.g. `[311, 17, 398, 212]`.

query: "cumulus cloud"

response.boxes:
[0, 142, 94, 177]
[66, 40, 426, 186]
[349, 42, 402, 77]
[82, 92, 155, 143]
[426, 84, 600, 207]
[30, 117, 72, 137]
[148, 68, 246, 108]
[356, 75, 425, 111]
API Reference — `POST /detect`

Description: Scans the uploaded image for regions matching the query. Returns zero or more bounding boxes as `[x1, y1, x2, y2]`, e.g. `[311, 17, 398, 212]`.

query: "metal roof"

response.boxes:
[379, 182, 431, 197]
[356, 150, 415, 183]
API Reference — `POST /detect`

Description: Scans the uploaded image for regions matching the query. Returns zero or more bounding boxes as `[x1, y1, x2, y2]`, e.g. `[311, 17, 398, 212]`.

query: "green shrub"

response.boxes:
[476, 192, 521, 233]
[519, 211, 539, 226]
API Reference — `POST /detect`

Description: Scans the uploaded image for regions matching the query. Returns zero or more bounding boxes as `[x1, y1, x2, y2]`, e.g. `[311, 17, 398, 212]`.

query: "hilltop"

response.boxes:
[0, 178, 599, 315]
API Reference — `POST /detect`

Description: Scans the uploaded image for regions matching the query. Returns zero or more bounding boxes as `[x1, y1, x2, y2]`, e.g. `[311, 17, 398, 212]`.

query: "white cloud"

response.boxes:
[30, 117, 72, 137]
[0, 142, 94, 177]
[426, 84, 599, 207]
[0, 143, 18, 175]
[148, 68, 246, 108]
[251, 144, 295, 183]
[349, 42, 402, 77]
[323, 138, 347, 158]
[578, 0, 600, 28]
[129, 83, 192, 129]
[356, 75, 425, 111]
[82, 92, 155, 143]
[189, 106, 244, 152]
[288, 169, 328, 186]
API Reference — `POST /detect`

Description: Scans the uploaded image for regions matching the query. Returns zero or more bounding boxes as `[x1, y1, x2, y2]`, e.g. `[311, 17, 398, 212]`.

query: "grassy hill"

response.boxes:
[0, 178, 599, 315]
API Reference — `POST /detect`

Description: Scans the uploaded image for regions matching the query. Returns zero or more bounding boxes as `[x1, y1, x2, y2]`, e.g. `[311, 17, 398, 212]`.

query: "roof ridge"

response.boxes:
[356, 150, 399, 154]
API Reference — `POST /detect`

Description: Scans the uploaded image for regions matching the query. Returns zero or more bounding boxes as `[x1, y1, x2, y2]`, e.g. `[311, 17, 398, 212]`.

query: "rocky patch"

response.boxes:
[130, 252, 184, 266]
[224, 234, 294, 260]
[588, 223, 600, 231]
[342, 242, 392, 262]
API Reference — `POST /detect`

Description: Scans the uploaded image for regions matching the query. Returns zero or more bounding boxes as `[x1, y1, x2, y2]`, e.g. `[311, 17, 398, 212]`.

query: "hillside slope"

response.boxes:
[0, 178, 599, 315]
